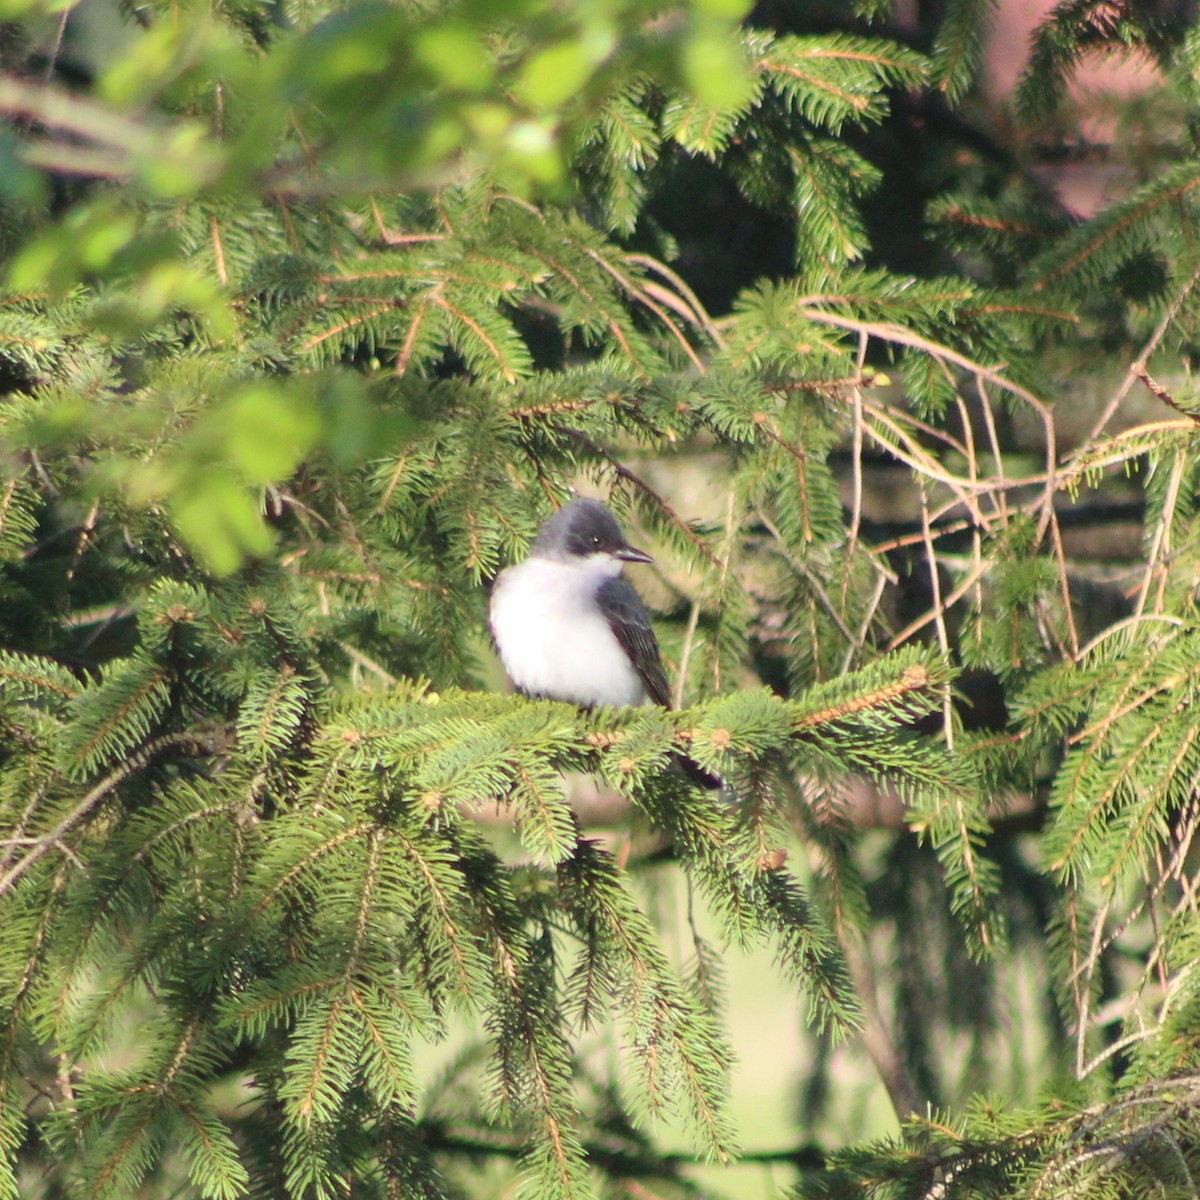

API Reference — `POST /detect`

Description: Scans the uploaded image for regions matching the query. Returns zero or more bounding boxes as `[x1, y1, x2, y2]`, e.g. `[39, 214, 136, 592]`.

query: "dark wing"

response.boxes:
[597, 576, 672, 708]
[599, 576, 722, 789]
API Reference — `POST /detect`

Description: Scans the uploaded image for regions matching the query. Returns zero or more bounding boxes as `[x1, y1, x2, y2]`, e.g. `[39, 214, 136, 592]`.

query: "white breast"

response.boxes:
[489, 558, 649, 708]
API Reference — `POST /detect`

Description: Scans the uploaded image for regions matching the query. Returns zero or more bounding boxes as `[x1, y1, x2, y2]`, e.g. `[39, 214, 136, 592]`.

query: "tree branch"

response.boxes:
[0, 729, 228, 899]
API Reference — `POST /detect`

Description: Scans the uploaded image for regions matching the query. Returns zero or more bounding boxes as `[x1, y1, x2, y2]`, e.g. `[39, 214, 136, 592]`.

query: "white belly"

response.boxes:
[490, 559, 648, 708]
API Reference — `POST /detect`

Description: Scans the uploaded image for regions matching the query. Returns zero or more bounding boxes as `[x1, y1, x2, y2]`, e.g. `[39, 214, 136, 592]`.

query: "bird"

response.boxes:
[489, 497, 720, 788]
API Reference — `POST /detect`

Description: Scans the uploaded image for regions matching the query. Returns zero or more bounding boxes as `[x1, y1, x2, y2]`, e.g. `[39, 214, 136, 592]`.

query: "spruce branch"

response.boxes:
[793, 662, 936, 730]
[0, 730, 225, 900]
[8, 3, 1200, 1197]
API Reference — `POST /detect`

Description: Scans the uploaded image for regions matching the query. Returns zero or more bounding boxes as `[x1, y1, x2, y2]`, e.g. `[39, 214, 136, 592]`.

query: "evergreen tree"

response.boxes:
[2, 0, 1200, 1197]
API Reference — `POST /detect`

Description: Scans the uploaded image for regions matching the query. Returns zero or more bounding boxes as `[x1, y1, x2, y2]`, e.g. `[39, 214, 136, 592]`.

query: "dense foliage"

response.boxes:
[3, 0, 1200, 1197]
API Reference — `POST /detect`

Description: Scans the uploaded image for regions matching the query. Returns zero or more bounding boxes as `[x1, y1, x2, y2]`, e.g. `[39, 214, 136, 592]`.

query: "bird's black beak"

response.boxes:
[615, 544, 654, 564]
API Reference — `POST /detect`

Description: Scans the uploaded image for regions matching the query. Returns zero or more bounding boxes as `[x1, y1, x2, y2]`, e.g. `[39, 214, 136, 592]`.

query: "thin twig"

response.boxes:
[1133, 448, 1185, 617]
[1133, 364, 1200, 425]
[919, 486, 954, 750]
[886, 556, 989, 651]
[759, 513, 855, 644]
[845, 331, 868, 566]
[840, 568, 890, 674]
[1080, 259, 1200, 445]
[624, 252, 726, 348]
[673, 594, 703, 711]
[1047, 505, 1081, 656]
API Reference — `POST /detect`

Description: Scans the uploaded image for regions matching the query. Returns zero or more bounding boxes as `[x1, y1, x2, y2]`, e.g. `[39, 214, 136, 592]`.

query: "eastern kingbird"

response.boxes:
[489, 498, 719, 788]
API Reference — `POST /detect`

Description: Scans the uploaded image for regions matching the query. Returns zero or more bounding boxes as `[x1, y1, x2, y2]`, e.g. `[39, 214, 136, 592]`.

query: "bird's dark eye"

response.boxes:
[589, 535, 601, 549]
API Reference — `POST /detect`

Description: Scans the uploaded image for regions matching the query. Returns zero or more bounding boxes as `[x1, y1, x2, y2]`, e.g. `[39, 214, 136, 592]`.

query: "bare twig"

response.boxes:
[919, 486, 954, 750]
[759, 513, 855, 644]
[1133, 364, 1200, 425]
[845, 331, 868, 566]
[1080, 259, 1200, 445]
[673, 599, 702, 710]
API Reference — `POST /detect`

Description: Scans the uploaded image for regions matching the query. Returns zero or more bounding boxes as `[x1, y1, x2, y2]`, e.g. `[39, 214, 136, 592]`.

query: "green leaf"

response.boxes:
[171, 479, 273, 575]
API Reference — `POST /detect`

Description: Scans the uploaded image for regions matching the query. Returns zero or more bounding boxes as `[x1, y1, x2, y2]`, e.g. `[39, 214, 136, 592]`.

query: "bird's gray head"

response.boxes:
[528, 498, 653, 566]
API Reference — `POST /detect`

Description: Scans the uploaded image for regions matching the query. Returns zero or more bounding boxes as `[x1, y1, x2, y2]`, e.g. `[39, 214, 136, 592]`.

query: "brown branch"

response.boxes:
[839, 928, 923, 1120]
[795, 664, 933, 729]
[1133, 364, 1200, 425]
